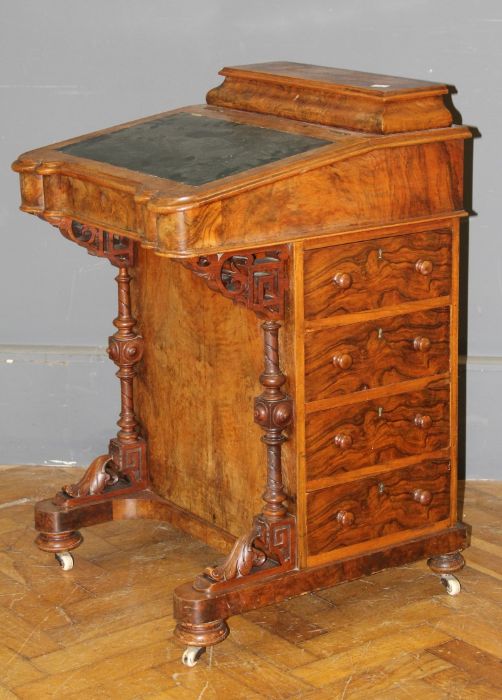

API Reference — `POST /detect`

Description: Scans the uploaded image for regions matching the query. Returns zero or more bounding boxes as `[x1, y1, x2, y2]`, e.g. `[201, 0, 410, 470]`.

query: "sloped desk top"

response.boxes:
[12, 62, 470, 257]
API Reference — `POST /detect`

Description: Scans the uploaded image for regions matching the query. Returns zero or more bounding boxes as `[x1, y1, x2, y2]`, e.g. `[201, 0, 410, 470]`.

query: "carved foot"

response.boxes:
[427, 550, 465, 574]
[174, 619, 230, 648]
[194, 514, 296, 593]
[51, 440, 147, 509]
[35, 529, 83, 553]
[59, 454, 117, 500]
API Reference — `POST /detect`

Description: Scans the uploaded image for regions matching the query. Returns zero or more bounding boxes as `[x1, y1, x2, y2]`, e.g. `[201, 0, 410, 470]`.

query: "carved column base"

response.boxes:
[427, 550, 465, 574]
[174, 619, 230, 648]
[50, 440, 148, 510]
[35, 530, 83, 553]
[193, 513, 296, 594]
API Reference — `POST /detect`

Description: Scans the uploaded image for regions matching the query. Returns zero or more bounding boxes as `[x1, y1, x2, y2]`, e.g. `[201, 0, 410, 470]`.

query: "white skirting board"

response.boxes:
[0, 346, 500, 479]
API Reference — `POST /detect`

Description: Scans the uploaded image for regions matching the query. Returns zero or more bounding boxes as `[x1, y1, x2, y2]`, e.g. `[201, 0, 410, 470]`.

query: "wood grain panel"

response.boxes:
[131, 246, 298, 539]
[306, 381, 450, 482]
[307, 460, 450, 555]
[207, 62, 454, 134]
[305, 307, 450, 402]
[304, 229, 452, 319]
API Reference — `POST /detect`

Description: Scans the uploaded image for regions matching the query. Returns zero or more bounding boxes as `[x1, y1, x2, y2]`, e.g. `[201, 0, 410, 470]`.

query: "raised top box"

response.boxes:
[207, 61, 453, 134]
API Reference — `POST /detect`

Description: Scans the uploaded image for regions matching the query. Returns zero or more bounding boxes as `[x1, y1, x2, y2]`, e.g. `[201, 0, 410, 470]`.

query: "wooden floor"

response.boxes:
[0, 467, 500, 699]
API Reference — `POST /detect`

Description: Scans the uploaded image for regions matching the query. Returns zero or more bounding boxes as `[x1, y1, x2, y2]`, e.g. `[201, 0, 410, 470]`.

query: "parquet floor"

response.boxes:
[0, 467, 500, 699]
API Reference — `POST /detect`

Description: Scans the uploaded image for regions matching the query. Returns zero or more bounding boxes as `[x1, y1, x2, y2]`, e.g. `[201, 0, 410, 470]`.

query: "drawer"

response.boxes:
[304, 229, 452, 319]
[304, 307, 450, 402]
[306, 382, 450, 482]
[307, 460, 451, 556]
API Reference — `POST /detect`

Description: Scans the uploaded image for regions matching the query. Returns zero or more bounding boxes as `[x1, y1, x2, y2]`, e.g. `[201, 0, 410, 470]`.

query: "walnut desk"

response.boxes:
[13, 62, 471, 666]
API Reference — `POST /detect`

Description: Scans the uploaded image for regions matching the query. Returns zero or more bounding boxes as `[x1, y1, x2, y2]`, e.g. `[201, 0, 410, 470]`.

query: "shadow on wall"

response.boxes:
[446, 84, 481, 482]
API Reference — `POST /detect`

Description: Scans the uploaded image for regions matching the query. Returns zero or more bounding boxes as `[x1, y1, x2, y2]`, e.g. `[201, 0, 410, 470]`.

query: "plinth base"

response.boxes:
[174, 524, 469, 647]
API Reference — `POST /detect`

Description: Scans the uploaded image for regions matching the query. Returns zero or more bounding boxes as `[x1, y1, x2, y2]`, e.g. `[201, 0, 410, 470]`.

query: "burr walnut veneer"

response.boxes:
[12, 62, 471, 662]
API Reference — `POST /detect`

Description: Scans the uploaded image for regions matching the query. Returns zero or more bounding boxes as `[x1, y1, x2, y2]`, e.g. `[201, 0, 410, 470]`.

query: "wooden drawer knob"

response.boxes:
[413, 336, 431, 352]
[412, 488, 433, 505]
[415, 259, 433, 275]
[336, 510, 355, 526]
[333, 433, 353, 449]
[332, 353, 353, 370]
[333, 272, 353, 289]
[414, 414, 432, 429]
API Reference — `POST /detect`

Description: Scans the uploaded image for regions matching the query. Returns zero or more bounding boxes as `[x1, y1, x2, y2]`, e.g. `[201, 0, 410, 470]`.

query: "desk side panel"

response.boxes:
[131, 247, 297, 539]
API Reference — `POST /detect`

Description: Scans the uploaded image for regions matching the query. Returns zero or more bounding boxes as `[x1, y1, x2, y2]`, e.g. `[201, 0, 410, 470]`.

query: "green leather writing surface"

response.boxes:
[59, 112, 331, 186]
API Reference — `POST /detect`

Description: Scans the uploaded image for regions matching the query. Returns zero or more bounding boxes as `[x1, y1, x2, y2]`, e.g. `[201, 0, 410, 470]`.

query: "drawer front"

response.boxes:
[307, 460, 450, 556]
[304, 307, 449, 402]
[304, 229, 452, 319]
[306, 383, 450, 482]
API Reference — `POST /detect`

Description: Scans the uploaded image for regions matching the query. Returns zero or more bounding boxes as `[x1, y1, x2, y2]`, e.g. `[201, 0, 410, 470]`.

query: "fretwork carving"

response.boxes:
[44, 215, 135, 267]
[182, 247, 288, 320]
[196, 320, 296, 589]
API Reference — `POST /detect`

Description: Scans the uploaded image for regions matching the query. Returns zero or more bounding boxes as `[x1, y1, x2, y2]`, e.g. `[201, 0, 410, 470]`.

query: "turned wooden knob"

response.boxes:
[332, 353, 353, 370]
[413, 336, 431, 352]
[412, 488, 433, 505]
[414, 414, 432, 429]
[336, 510, 355, 526]
[333, 272, 352, 289]
[415, 259, 433, 275]
[333, 433, 353, 449]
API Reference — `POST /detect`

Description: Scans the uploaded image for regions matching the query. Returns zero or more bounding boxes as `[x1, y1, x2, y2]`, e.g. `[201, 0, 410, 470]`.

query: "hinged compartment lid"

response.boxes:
[207, 61, 453, 134]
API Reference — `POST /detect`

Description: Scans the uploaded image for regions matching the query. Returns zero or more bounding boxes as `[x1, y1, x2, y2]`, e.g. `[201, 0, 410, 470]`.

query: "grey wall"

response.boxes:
[1, 0, 501, 477]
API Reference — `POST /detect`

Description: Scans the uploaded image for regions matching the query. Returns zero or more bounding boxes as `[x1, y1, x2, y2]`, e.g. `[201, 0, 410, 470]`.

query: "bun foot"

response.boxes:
[174, 619, 229, 649]
[35, 530, 83, 553]
[427, 550, 465, 574]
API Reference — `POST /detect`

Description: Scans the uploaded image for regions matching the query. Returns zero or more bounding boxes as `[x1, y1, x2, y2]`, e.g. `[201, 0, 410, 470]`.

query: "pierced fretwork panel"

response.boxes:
[182, 247, 289, 320]
[43, 216, 135, 267]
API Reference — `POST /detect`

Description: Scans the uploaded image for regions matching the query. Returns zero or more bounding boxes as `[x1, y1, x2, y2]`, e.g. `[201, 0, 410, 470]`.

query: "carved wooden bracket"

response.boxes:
[42, 215, 135, 267]
[195, 512, 295, 590]
[181, 246, 289, 320]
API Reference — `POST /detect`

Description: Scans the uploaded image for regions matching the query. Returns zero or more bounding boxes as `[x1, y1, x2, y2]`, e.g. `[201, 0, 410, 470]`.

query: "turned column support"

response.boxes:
[254, 320, 293, 519]
[34, 217, 148, 552]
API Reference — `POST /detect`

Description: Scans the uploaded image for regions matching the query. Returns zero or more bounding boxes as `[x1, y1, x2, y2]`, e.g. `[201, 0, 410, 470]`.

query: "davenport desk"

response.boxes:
[13, 62, 471, 666]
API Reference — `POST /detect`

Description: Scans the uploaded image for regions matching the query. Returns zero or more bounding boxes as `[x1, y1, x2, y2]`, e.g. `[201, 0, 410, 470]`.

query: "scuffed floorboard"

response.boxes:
[0, 466, 500, 699]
